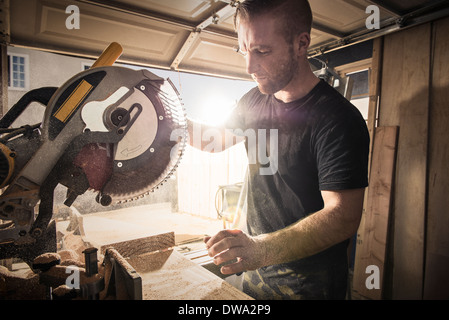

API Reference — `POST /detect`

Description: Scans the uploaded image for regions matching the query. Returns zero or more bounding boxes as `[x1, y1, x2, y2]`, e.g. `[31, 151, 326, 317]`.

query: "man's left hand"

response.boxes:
[204, 229, 266, 275]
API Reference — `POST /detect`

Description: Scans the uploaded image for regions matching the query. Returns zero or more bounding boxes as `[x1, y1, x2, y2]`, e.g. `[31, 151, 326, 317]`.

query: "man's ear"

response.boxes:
[294, 32, 311, 57]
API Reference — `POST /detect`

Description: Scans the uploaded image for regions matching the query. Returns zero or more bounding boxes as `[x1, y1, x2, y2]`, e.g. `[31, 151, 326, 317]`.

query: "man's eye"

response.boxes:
[257, 50, 270, 55]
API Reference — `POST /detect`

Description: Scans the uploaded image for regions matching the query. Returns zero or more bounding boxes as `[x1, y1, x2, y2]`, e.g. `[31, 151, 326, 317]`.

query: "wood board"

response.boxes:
[353, 126, 398, 299]
[134, 249, 252, 300]
[99, 233, 252, 300]
[100, 232, 176, 257]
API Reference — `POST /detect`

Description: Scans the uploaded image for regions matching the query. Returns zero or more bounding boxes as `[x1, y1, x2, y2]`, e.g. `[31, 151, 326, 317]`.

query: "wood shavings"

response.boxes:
[33, 252, 60, 265]
[0, 266, 46, 299]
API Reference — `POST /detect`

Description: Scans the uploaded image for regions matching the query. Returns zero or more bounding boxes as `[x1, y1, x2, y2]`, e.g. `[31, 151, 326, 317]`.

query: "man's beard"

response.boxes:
[255, 49, 298, 95]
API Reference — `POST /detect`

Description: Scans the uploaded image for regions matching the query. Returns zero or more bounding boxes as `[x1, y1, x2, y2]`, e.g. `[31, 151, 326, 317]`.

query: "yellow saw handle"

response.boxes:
[91, 42, 123, 68]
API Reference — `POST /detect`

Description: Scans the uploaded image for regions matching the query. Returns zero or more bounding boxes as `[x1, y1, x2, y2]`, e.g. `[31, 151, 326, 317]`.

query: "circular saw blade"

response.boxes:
[60, 66, 188, 204]
[100, 73, 187, 203]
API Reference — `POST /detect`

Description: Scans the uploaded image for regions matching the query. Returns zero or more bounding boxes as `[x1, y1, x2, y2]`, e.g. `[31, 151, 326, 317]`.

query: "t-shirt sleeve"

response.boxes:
[314, 107, 370, 191]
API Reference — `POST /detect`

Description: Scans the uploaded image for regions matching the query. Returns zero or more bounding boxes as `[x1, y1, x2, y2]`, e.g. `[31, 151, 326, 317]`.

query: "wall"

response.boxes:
[377, 16, 449, 299]
[7, 46, 93, 127]
[177, 143, 248, 220]
[423, 16, 449, 300]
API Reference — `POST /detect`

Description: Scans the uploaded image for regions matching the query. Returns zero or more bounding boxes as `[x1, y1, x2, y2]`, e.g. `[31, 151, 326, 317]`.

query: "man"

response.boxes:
[188, 0, 369, 299]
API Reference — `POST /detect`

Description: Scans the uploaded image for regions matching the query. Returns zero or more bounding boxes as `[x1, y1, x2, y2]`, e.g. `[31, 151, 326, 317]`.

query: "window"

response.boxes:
[81, 62, 92, 70]
[8, 53, 29, 90]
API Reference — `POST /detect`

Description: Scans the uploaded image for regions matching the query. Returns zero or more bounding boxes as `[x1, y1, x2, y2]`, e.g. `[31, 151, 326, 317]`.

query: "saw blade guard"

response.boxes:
[41, 66, 187, 203]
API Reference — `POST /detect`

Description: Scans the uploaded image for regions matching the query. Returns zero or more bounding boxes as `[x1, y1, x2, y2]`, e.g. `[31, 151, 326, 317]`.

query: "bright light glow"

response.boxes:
[197, 92, 236, 126]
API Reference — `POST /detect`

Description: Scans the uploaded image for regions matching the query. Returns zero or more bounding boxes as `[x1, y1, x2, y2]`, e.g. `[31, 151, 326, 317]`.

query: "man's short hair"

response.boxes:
[234, 0, 313, 42]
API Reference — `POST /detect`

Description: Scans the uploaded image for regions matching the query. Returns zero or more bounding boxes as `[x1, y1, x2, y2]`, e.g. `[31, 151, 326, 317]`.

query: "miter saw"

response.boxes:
[0, 43, 188, 266]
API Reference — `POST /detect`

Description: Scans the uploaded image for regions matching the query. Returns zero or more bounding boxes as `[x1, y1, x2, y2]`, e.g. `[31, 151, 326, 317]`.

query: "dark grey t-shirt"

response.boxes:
[226, 80, 369, 299]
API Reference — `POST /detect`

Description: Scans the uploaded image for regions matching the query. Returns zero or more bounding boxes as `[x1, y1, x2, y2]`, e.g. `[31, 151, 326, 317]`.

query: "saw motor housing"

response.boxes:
[0, 66, 187, 264]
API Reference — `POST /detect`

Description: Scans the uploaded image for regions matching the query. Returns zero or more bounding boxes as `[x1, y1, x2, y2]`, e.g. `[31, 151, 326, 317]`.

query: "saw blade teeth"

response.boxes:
[98, 70, 188, 204]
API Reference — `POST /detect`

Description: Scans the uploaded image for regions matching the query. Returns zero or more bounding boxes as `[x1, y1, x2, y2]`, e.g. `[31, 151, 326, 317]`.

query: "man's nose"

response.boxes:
[245, 53, 258, 75]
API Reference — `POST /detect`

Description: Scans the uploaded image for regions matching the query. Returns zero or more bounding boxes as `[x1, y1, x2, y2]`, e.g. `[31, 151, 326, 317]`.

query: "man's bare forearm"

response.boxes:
[256, 189, 365, 268]
[207, 189, 365, 275]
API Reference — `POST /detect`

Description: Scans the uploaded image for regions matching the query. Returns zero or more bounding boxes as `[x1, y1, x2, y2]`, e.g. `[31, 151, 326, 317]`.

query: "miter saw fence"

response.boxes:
[0, 65, 187, 264]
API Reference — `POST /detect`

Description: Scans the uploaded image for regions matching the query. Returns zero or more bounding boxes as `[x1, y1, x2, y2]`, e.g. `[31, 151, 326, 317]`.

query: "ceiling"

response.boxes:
[4, 0, 449, 80]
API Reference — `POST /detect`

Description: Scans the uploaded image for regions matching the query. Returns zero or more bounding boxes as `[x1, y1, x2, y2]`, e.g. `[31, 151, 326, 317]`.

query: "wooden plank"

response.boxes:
[133, 249, 252, 300]
[367, 37, 383, 156]
[98, 233, 251, 300]
[378, 23, 431, 299]
[352, 36, 382, 299]
[424, 16, 449, 300]
[0, 44, 8, 118]
[100, 232, 175, 257]
[353, 126, 398, 299]
[98, 232, 251, 300]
